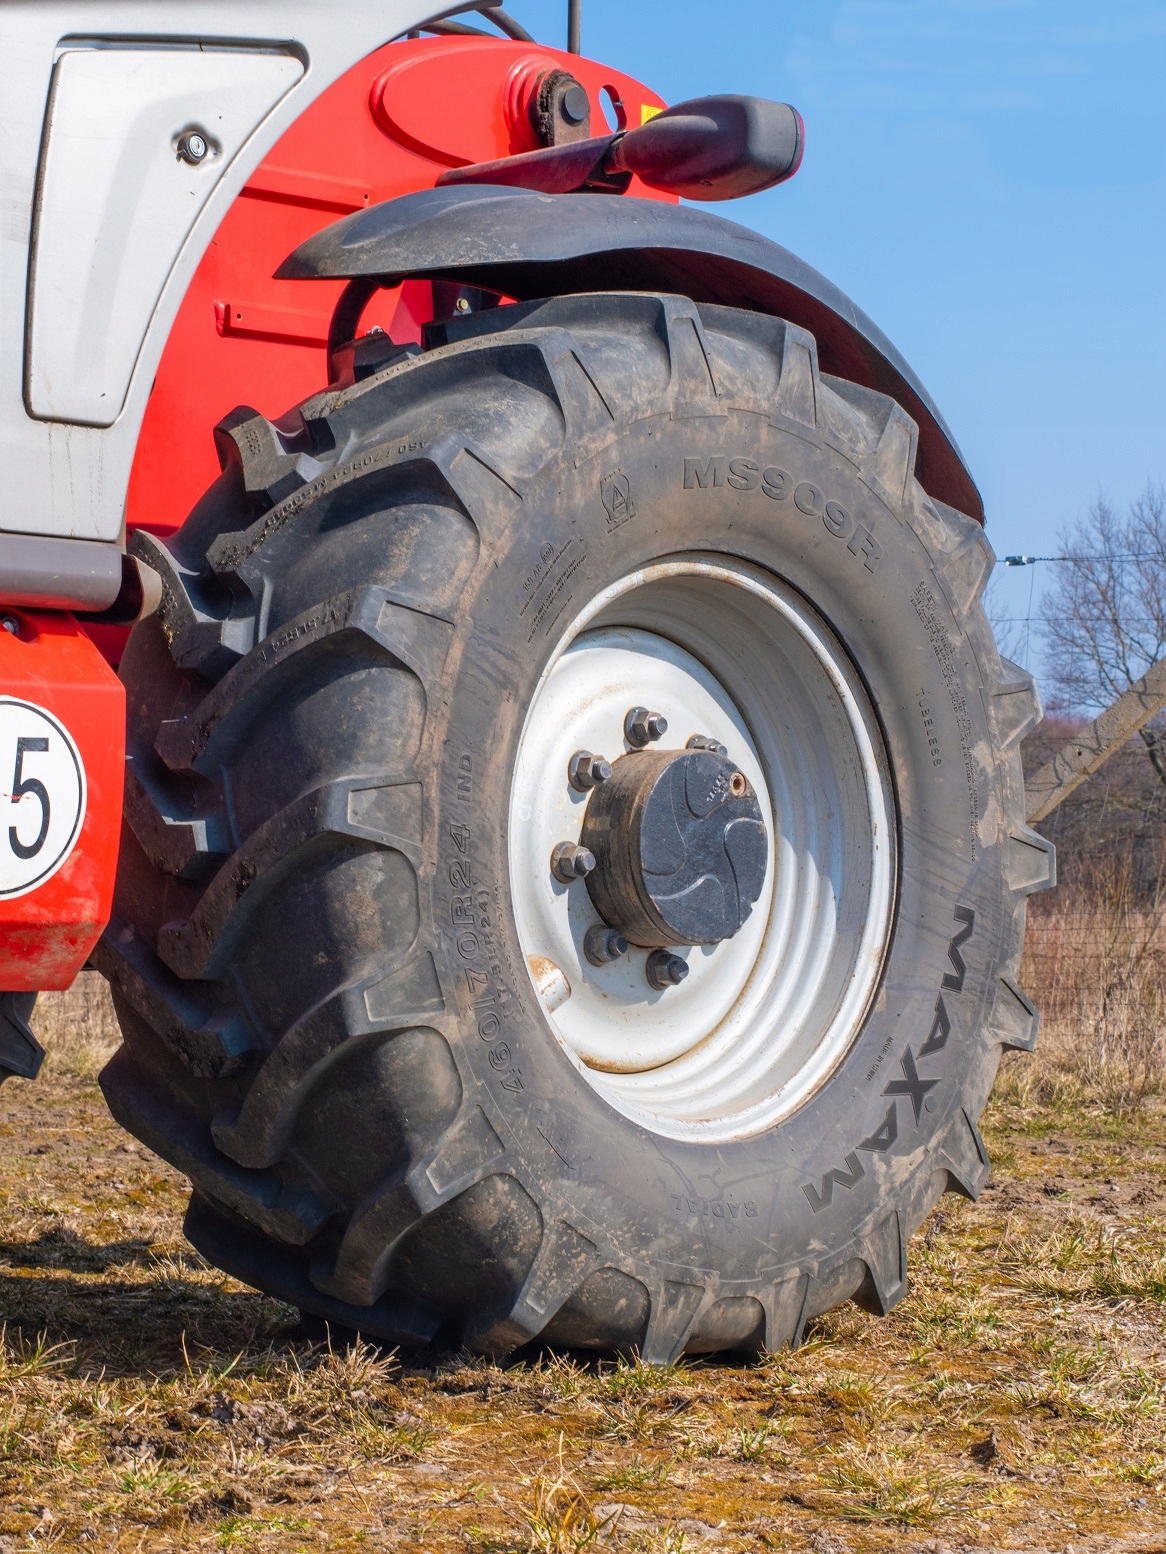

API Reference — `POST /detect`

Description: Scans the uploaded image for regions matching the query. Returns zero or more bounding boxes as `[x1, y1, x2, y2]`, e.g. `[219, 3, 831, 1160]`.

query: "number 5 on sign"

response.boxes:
[0, 699, 86, 899]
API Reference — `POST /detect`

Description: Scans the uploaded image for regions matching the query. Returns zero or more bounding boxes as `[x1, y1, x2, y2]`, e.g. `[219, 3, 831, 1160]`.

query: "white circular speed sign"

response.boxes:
[0, 699, 87, 899]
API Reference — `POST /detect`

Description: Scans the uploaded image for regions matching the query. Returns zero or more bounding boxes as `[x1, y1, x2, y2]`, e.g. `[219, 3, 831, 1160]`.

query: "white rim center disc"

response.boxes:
[509, 558, 895, 1142]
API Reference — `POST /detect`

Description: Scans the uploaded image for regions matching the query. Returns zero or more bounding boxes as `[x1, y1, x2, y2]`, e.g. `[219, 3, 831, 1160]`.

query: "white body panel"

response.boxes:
[0, 2, 436, 545]
[27, 46, 304, 426]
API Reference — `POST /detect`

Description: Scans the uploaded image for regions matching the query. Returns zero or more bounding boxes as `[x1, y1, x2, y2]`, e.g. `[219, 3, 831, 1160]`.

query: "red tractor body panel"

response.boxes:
[0, 614, 124, 990]
[125, 38, 669, 543]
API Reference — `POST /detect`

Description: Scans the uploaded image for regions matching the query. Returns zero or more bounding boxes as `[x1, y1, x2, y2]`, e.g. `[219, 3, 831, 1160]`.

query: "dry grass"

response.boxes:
[0, 976, 1163, 1551]
[1012, 855, 1166, 1116]
[33, 974, 121, 1082]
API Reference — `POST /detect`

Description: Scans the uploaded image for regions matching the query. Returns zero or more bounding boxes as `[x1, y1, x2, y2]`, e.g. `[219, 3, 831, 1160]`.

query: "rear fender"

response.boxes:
[279, 185, 983, 523]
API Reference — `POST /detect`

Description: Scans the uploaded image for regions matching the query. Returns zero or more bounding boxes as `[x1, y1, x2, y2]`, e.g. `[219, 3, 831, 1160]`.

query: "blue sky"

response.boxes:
[502, 0, 1166, 673]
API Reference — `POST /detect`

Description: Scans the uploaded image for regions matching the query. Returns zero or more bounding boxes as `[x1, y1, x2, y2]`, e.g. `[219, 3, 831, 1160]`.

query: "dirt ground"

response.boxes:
[1, 996, 1164, 1552]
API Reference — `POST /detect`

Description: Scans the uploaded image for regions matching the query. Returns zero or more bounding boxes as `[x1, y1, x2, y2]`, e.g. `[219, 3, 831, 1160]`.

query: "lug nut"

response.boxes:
[687, 734, 728, 757]
[551, 841, 596, 883]
[646, 950, 689, 990]
[625, 707, 668, 748]
[584, 923, 628, 965]
[568, 750, 612, 791]
[1, 615, 19, 636]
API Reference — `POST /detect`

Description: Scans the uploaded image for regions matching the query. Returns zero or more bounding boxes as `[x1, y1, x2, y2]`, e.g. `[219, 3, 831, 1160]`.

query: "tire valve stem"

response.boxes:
[568, 750, 612, 791]
[584, 923, 628, 965]
[625, 707, 668, 748]
[646, 950, 689, 990]
[551, 841, 596, 883]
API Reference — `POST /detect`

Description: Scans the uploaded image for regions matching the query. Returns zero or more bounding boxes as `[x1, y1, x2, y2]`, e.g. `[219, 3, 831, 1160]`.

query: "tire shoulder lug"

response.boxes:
[915, 498, 996, 614]
[854, 1209, 908, 1316]
[154, 586, 451, 773]
[362, 950, 446, 1028]
[759, 1271, 811, 1352]
[542, 334, 619, 444]
[156, 779, 423, 981]
[464, 1217, 601, 1359]
[92, 927, 255, 1080]
[184, 1193, 441, 1348]
[212, 960, 444, 1172]
[660, 300, 725, 420]
[988, 659, 1043, 751]
[989, 974, 1040, 1054]
[128, 530, 203, 639]
[640, 1277, 713, 1367]
[1005, 825, 1056, 895]
[423, 429, 526, 525]
[938, 1106, 991, 1201]
[769, 321, 820, 432]
[123, 763, 228, 880]
[867, 401, 919, 511]
[316, 1103, 507, 1307]
[213, 406, 324, 509]
[101, 1050, 332, 1244]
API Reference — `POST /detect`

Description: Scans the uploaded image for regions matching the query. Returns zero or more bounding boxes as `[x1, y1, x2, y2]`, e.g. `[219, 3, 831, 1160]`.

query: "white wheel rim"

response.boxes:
[509, 557, 896, 1142]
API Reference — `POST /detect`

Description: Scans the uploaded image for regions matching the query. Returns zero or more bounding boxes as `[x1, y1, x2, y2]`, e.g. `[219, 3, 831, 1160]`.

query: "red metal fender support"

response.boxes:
[0, 611, 125, 991]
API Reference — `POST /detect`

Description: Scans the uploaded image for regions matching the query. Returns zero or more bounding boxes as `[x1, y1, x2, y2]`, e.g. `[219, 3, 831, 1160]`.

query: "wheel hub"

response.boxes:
[581, 747, 767, 947]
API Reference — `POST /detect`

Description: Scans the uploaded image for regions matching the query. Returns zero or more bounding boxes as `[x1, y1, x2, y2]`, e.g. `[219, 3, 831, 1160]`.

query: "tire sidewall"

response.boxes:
[430, 403, 1007, 1288]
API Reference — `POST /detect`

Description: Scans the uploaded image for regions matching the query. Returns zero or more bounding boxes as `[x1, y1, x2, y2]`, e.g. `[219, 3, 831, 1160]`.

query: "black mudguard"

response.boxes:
[278, 185, 983, 523]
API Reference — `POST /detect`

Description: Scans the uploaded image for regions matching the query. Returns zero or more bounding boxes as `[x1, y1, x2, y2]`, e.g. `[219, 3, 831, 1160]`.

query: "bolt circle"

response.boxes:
[550, 841, 595, 884]
[624, 706, 668, 748]
[645, 950, 689, 990]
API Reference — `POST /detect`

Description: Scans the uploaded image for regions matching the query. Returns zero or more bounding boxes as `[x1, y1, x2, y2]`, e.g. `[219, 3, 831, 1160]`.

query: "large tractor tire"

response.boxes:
[96, 292, 1053, 1360]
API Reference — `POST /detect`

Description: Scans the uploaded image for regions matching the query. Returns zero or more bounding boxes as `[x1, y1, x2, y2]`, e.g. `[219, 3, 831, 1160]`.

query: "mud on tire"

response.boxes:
[96, 292, 1053, 1360]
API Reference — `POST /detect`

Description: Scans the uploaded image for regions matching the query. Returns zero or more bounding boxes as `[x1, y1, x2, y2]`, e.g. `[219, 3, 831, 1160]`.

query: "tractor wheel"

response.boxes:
[96, 292, 1053, 1360]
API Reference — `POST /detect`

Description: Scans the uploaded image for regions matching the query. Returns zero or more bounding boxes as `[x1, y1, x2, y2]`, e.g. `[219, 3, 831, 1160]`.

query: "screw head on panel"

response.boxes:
[177, 130, 209, 165]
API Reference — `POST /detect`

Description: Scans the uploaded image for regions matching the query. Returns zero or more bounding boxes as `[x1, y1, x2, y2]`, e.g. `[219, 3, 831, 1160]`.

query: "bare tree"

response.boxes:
[1041, 481, 1166, 791]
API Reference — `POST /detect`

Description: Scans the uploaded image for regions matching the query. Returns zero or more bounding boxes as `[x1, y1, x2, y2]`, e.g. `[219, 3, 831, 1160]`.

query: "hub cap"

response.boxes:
[509, 557, 896, 1142]
[581, 746, 767, 947]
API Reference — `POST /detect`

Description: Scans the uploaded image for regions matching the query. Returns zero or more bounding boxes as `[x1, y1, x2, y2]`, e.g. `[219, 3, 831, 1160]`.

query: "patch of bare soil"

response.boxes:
[0, 986, 1163, 1552]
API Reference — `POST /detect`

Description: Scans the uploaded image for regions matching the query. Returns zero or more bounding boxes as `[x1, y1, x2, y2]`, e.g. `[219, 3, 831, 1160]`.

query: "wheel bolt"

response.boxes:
[584, 923, 628, 965]
[646, 950, 689, 990]
[687, 733, 728, 757]
[568, 750, 612, 792]
[551, 841, 596, 883]
[625, 707, 668, 748]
